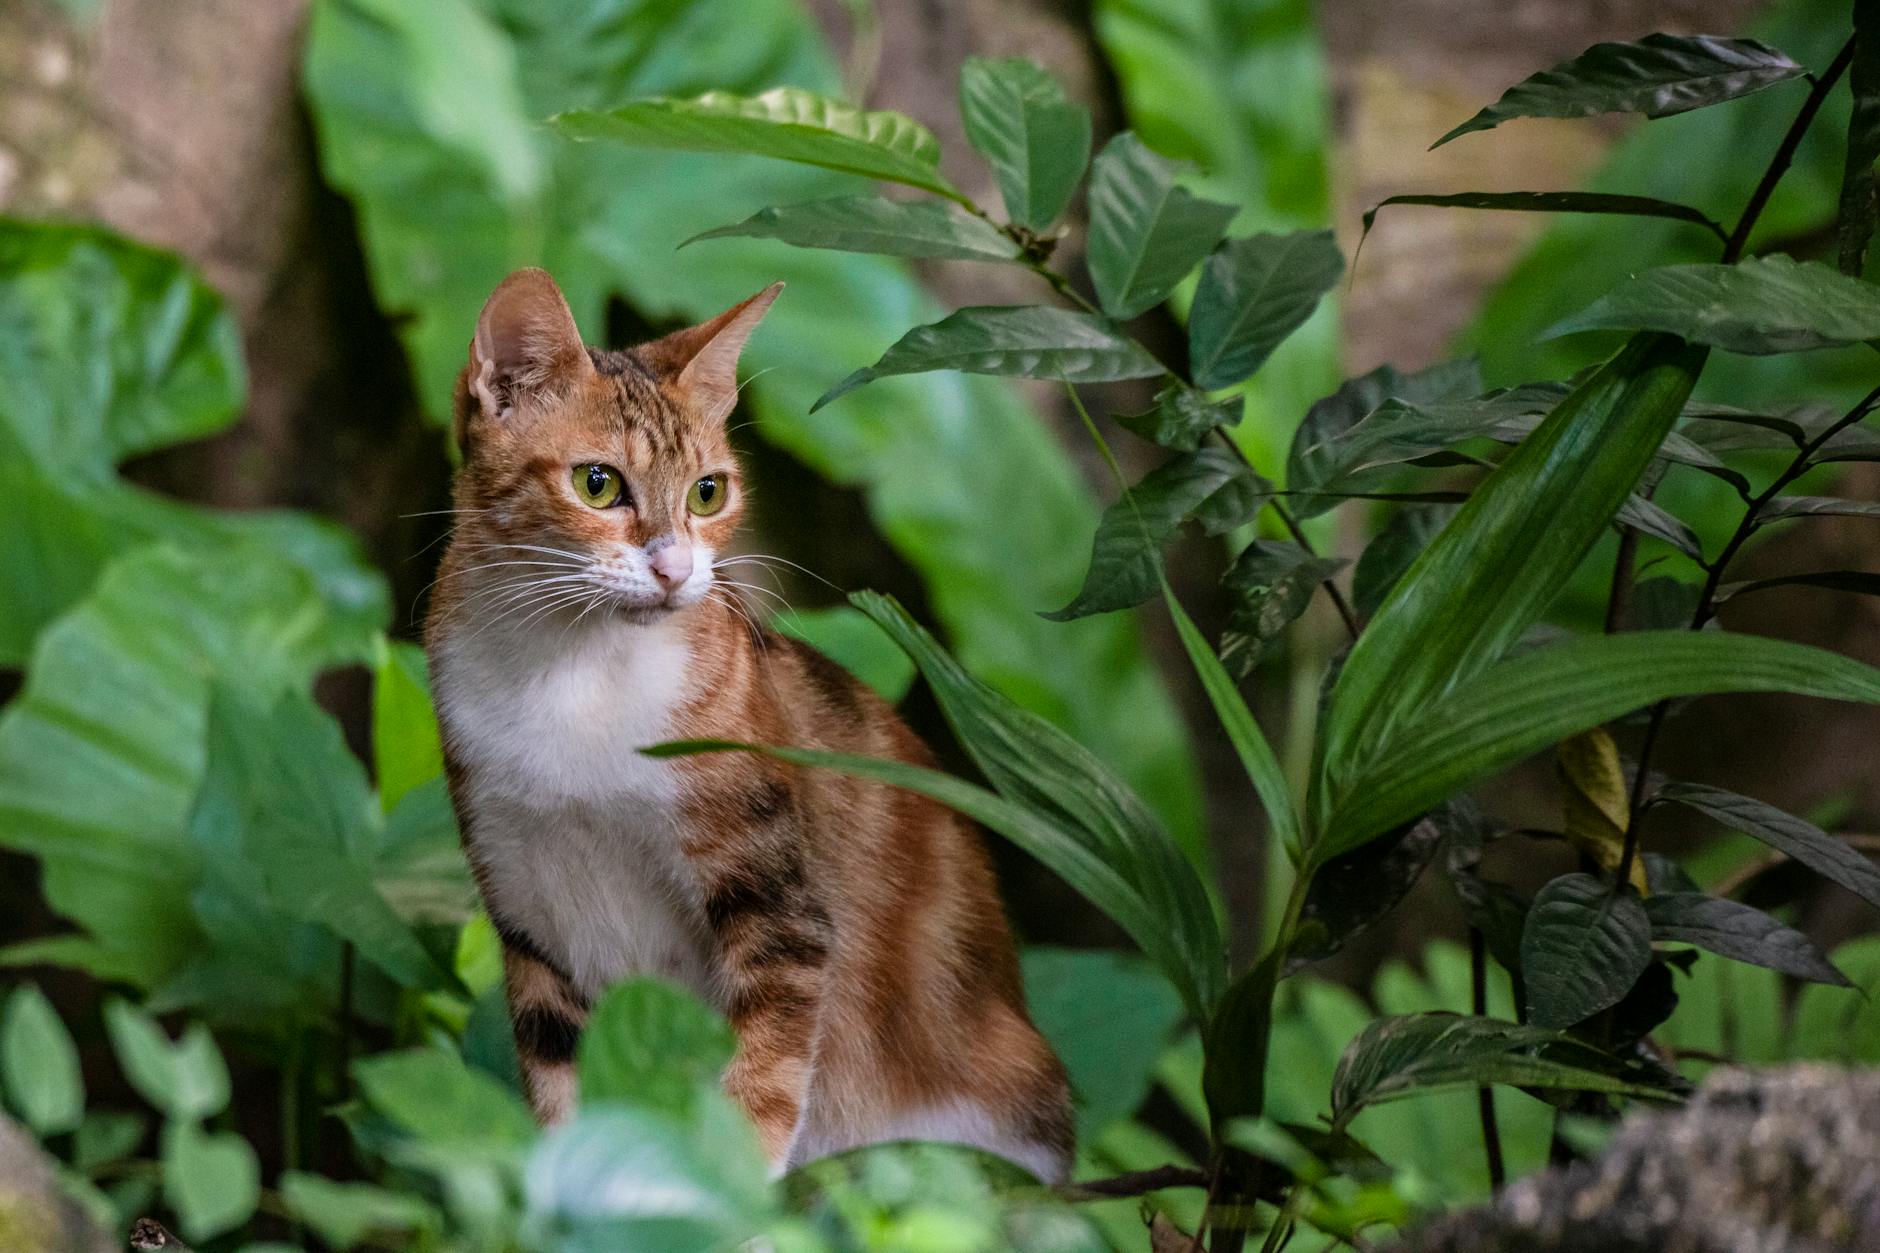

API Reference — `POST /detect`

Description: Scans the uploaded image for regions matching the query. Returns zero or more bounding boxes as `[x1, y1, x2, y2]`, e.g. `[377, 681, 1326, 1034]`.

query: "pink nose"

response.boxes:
[649, 542, 694, 590]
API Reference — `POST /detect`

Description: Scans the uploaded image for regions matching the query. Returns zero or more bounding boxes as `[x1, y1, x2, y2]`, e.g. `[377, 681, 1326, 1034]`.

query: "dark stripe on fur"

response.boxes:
[489, 910, 581, 993]
[513, 1005, 582, 1065]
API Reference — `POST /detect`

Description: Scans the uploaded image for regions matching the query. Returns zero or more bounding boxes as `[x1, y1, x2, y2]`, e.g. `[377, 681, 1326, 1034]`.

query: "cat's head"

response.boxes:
[446, 268, 779, 624]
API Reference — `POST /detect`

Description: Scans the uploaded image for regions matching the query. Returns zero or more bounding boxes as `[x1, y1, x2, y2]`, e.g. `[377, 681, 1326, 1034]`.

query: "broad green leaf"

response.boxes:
[1520, 873, 1652, 1027]
[815, 306, 1162, 410]
[372, 639, 444, 814]
[1839, 7, 1880, 274]
[1285, 359, 1482, 516]
[555, 87, 964, 202]
[280, 1172, 444, 1250]
[770, 606, 917, 703]
[578, 979, 736, 1117]
[1645, 893, 1848, 985]
[1351, 505, 1456, 619]
[162, 1119, 260, 1242]
[1759, 494, 1880, 522]
[1329, 1012, 1677, 1130]
[1322, 629, 1880, 859]
[1021, 948, 1184, 1138]
[685, 196, 1020, 263]
[1434, 35, 1806, 147]
[1202, 949, 1282, 1131]
[1188, 230, 1343, 389]
[645, 736, 1215, 1022]
[1549, 256, 1880, 354]
[1654, 781, 1880, 912]
[1216, 540, 1345, 678]
[1, 986, 83, 1135]
[1115, 383, 1240, 452]
[1164, 586, 1300, 861]
[0, 219, 386, 664]
[306, 0, 1204, 862]
[1085, 133, 1237, 319]
[354, 1048, 536, 1147]
[1286, 817, 1442, 973]
[103, 1000, 229, 1120]
[959, 57, 1091, 229]
[1319, 334, 1704, 811]
[1361, 192, 1725, 243]
[1046, 448, 1254, 621]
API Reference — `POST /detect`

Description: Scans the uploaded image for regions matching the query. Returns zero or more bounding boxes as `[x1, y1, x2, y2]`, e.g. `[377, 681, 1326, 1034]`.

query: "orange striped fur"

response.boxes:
[424, 270, 1072, 1180]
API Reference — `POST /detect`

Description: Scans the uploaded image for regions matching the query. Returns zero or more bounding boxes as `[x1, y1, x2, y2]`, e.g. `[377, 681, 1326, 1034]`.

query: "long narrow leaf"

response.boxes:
[1654, 781, 1880, 912]
[1362, 192, 1725, 245]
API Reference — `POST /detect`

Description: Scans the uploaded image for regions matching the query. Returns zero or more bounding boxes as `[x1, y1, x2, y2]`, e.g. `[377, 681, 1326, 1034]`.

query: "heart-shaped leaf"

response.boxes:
[1085, 133, 1237, 319]
[1548, 256, 1880, 354]
[1, 986, 83, 1135]
[161, 1119, 261, 1242]
[104, 1001, 229, 1121]
[1521, 873, 1651, 1028]
[959, 57, 1091, 229]
[685, 196, 1021, 263]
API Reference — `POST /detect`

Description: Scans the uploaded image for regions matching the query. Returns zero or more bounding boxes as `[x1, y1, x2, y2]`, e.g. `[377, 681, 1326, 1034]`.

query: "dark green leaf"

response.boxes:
[1203, 949, 1281, 1131]
[1321, 629, 1880, 859]
[1521, 873, 1651, 1027]
[1330, 1012, 1678, 1130]
[1615, 493, 1704, 560]
[555, 88, 964, 202]
[1644, 853, 1703, 895]
[162, 1119, 260, 1242]
[1188, 230, 1343, 389]
[578, 979, 737, 1118]
[1719, 570, 1880, 603]
[814, 305, 1162, 410]
[1548, 256, 1880, 354]
[1630, 575, 1702, 629]
[1319, 334, 1706, 820]
[1021, 948, 1184, 1138]
[1654, 781, 1880, 912]
[1085, 132, 1237, 319]
[1116, 383, 1240, 451]
[1759, 494, 1880, 523]
[1352, 505, 1457, 619]
[1217, 540, 1346, 678]
[1645, 892, 1849, 985]
[1839, 9, 1880, 274]
[959, 57, 1092, 229]
[1362, 192, 1725, 244]
[684, 196, 1021, 263]
[1, 986, 83, 1135]
[1286, 359, 1482, 517]
[1046, 448, 1251, 620]
[1434, 35, 1805, 147]
[103, 1000, 228, 1121]
[1287, 817, 1442, 973]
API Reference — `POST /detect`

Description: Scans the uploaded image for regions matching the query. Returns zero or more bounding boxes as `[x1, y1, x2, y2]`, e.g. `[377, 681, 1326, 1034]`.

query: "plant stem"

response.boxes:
[1723, 37, 1856, 263]
[1469, 928, 1507, 1190]
[1057, 1164, 1211, 1202]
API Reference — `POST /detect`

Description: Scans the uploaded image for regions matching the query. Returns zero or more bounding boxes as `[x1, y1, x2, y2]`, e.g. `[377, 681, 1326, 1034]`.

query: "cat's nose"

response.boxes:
[649, 541, 694, 591]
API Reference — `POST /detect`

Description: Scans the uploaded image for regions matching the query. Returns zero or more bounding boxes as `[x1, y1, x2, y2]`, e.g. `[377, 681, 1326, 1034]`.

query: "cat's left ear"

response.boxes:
[650, 282, 783, 426]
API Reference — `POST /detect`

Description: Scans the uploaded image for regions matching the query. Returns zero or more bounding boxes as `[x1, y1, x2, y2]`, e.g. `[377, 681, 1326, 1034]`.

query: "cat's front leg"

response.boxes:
[501, 934, 589, 1125]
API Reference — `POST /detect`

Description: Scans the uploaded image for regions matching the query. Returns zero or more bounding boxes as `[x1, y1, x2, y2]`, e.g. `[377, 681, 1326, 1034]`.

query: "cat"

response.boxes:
[423, 268, 1074, 1182]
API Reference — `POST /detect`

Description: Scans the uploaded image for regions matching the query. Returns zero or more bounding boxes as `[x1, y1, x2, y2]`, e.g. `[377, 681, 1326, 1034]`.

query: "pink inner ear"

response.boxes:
[470, 268, 593, 415]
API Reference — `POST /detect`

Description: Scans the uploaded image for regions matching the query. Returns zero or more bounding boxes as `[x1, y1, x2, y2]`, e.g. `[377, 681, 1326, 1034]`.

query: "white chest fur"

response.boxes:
[433, 613, 718, 1003]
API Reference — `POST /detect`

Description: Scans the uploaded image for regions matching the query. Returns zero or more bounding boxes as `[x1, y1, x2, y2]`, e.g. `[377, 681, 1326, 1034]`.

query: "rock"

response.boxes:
[1398, 1065, 1880, 1253]
[0, 1113, 114, 1253]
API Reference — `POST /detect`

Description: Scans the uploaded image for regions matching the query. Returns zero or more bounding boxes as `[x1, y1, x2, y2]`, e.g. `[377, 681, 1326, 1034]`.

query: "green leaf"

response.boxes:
[354, 1048, 537, 1148]
[71, 1109, 147, 1172]
[1322, 629, 1880, 860]
[103, 1000, 229, 1121]
[1759, 494, 1880, 523]
[1839, 7, 1880, 274]
[1329, 1012, 1677, 1130]
[1287, 818, 1442, 973]
[1318, 333, 1705, 816]
[685, 196, 1021, 263]
[1046, 447, 1253, 621]
[372, 639, 444, 814]
[1792, 936, 1880, 1062]
[1188, 230, 1343, 389]
[770, 606, 917, 704]
[1548, 256, 1880, 354]
[578, 979, 736, 1118]
[814, 305, 1162, 411]
[1164, 586, 1300, 861]
[1216, 540, 1345, 678]
[1434, 34, 1806, 147]
[1615, 493, 1704, 561]
[1653, 781, 1880, 912]
[1, 986, 83, 1135]
[1362, 192, 1725, 243]
[1719, 570, 1880, 604]
[1520, 873, 1652, 1028]
[0, 219, 387, 664]
[280, 1172, 444, 1250]
[1201, 949, 1281, 1132]
[1645, 892, 1848, 985]
[1351, 505, 1456, 619]
[1021, 948, 1183, 1138]
[162, 1119, 260, 1242]
[1085, 132, 1237, 319]
[1115, 383, 1240, 452]
[555, 87, 964, 202]
[959, 57, 1092, 229]
[1285, 359, 1482, 517]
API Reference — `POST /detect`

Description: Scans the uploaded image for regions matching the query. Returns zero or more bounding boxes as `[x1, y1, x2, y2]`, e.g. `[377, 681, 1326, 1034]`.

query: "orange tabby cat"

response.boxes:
[424, 269, 1073, 1181]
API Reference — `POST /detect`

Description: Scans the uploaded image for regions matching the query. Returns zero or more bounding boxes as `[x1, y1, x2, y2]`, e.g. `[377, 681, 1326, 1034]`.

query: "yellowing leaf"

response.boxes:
[1557, 728, 1647, 894]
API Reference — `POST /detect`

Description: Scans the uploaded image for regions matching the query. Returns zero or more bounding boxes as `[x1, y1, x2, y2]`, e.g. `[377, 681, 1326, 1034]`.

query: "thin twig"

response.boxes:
[1057, 1164, 1212, 1202]
[1723, 37, 1856, 263]
[1469, 927, 1507, 1190]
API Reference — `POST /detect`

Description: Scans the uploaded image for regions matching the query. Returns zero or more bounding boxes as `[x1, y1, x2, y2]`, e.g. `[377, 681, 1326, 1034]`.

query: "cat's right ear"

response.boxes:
[458, 268, 594, 441]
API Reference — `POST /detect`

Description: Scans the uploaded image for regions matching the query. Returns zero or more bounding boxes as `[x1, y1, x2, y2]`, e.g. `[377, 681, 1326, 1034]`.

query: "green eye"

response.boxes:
[572, 463, 624, 508]
[688, 474, 727, 517]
